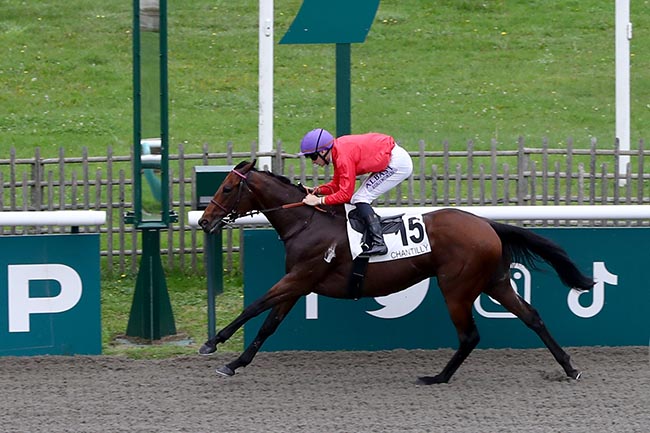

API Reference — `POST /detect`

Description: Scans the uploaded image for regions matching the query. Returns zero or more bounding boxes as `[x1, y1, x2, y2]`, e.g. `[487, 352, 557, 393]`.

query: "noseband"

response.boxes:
[209, 168, 254, 225]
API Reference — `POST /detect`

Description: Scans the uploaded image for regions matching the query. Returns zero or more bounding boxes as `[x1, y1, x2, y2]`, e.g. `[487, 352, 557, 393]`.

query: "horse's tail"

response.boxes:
[487, 220, 594, 291]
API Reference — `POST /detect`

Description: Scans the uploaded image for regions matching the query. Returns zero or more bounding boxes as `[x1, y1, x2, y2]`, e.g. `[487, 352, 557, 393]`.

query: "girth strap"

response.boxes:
[347, 256, 370, 300]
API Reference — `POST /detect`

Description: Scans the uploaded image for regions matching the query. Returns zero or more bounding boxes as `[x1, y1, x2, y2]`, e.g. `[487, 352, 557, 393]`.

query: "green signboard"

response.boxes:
[243, 228, 648, 350]
[280, 0, 381, 136]
[280, 0, 380, 44]
[0, 234, 101, 356]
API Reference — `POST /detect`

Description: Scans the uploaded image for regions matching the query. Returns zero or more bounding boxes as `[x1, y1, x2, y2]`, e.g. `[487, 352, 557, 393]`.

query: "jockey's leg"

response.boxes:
[355, 202, 387, 256]
[351, 145, 413, 257]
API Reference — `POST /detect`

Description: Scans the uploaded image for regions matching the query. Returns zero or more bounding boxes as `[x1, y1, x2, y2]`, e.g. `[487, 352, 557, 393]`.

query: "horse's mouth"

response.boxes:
[200, 218, 225, 234]
[210, 220, 227, 234]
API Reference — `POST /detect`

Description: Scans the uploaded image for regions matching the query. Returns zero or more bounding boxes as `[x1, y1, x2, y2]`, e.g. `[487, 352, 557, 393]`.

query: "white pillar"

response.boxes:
[258, 0, 274, 171]
[615, 0, 631, 180]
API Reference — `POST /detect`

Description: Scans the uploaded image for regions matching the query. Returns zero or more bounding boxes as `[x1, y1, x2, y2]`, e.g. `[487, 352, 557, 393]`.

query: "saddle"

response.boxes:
[347, 209, 405, 237]
[347, 209, 404, 299]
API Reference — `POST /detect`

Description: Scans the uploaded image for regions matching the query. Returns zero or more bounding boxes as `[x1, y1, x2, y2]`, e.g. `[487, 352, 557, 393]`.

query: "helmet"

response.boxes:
[299, 128, 334, 156]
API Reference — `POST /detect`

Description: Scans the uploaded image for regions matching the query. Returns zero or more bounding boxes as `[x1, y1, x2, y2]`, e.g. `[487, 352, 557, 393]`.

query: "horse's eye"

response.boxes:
[223, 185, 232, 193]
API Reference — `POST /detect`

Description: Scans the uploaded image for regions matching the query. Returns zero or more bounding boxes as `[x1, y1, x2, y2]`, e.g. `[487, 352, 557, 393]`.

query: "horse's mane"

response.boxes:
[242, 160, 344, 216]
[251, 165, 307, 193]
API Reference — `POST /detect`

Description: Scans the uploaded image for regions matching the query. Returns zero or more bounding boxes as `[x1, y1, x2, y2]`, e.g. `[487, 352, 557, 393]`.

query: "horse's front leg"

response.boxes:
[198, 273, 306, 355]
[216, 298, 299, 376]
[198, 296, 267, 355]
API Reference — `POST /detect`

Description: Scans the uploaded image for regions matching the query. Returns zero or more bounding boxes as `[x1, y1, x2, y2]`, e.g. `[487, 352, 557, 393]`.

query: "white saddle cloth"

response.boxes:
[344, 204, 432, 263]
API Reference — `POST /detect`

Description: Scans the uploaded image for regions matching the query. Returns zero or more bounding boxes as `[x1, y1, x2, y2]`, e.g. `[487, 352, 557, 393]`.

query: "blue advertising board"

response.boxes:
[243, 228, 649, 351]
[0, 234, 101, 356]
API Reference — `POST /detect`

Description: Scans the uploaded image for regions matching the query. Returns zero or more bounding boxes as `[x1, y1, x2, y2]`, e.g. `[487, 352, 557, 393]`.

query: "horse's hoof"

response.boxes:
[571, 370, 582, 380]
[215, 365, 235, 377]
[416, 375, 448, 385]
[198, 342, 217, 355]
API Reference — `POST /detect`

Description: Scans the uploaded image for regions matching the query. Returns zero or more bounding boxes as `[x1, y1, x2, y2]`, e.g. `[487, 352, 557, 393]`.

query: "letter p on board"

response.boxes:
[8, 264, 83, 332]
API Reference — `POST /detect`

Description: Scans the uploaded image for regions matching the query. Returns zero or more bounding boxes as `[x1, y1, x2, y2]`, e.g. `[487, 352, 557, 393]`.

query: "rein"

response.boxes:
[210, 168, 326, 227]
[264, 201, 327, 213]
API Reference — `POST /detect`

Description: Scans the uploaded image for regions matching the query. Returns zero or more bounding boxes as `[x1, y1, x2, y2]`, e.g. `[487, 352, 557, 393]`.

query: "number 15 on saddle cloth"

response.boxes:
[344, 204, 431, 263]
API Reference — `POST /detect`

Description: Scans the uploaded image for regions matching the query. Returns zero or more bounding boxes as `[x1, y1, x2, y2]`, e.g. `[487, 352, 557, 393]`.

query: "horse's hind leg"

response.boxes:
[418, 300, 480, 385]
[216, 298, 298, 376]
[487, 279, 581, 380]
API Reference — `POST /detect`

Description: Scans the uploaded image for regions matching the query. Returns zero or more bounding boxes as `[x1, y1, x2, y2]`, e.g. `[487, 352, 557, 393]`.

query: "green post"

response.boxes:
[204, 232, 222, 338]
[335, 43, 352, 136]
[194, 165, 232, 339]
[126, 229, 176, 339]
[125, 0, 177, 340]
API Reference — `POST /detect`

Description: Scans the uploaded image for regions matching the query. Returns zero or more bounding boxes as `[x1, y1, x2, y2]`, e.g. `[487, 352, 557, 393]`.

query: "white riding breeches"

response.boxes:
[351, 145, 413, 204]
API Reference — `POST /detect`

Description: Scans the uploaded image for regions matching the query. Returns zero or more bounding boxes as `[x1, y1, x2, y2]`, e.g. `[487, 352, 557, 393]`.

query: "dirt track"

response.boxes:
[1, 346, 648, 433]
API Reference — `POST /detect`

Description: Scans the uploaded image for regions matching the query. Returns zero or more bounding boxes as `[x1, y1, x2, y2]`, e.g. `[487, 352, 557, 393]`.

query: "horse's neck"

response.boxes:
[250, 175, 305, 236]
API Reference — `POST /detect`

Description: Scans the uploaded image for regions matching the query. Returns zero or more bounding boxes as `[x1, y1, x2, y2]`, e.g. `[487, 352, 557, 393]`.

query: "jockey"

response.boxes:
[299, 128, 413, 256]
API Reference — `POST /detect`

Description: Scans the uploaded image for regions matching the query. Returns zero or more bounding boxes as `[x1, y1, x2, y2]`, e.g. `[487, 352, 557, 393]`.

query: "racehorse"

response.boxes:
[197, 160, 594, 384]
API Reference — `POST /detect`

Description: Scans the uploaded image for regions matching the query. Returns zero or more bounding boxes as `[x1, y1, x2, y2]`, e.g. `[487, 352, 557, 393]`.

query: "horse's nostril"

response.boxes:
[198, 219, 208, 228]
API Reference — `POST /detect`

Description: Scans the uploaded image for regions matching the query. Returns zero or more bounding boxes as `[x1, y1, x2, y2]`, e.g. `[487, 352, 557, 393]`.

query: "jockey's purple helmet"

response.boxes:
[298, 128, 334, 156]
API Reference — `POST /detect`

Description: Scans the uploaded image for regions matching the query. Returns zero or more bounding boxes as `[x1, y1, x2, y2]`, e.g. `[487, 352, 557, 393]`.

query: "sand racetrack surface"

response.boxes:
[1, 346, 648, 433]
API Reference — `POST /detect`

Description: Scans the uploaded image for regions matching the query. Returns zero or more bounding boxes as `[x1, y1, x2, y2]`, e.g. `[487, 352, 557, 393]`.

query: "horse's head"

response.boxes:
[198, 160, 259, 234]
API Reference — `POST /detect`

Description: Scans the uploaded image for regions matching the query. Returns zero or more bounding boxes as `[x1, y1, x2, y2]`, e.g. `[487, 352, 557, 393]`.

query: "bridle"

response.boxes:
[208, 167, 326, 228]
[208, 168, 256, 226]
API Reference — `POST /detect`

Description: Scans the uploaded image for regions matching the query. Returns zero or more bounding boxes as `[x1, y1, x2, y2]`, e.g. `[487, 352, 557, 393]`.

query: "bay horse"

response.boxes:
[197, 160, 594, 384]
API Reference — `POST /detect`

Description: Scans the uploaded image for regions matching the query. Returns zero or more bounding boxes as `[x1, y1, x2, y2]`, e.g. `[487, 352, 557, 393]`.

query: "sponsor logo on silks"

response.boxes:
[364, 167, 397, 192]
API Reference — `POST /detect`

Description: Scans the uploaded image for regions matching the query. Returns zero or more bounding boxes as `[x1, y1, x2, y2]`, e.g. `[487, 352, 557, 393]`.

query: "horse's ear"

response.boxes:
[246, 159, 257, 172]
[234, 160, 250, 170]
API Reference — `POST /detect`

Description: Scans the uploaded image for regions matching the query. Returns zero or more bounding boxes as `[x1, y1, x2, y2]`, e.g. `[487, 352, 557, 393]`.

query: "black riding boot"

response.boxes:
[355, 203, 388, 256]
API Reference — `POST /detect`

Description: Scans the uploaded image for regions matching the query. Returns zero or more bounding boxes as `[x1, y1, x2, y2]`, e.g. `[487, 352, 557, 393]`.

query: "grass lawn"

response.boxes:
[2, 0, 649, 157]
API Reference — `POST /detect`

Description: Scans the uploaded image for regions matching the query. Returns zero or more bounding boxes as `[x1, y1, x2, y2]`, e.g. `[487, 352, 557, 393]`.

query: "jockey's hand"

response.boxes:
[302, 194, 321, 207]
